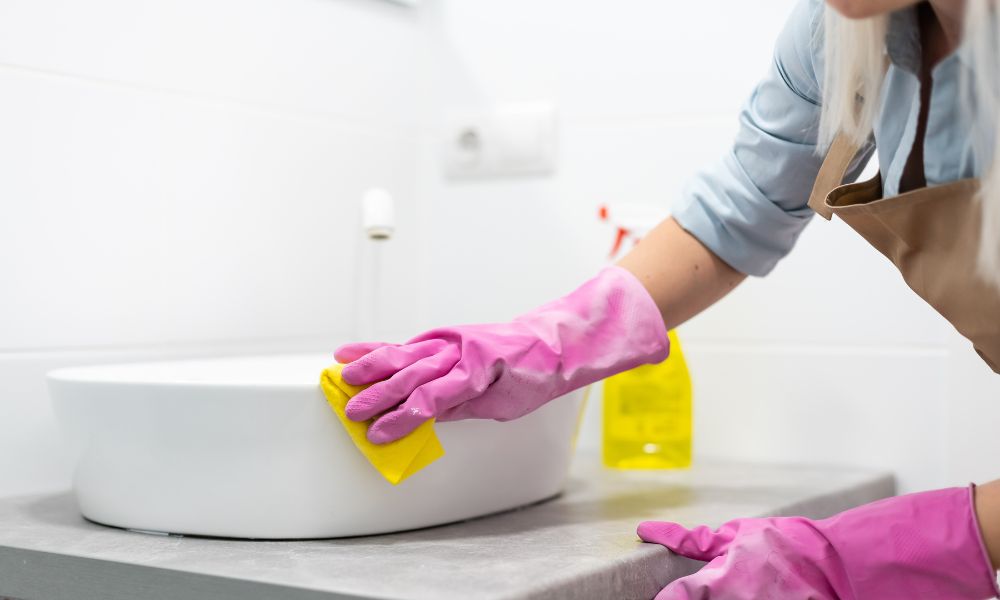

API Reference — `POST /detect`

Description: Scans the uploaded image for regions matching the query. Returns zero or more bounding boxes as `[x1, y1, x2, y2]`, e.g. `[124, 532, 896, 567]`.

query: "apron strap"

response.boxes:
[808, 133, 863, 220]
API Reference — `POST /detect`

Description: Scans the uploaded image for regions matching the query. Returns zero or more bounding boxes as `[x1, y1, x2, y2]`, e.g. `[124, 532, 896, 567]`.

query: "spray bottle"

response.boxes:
[598, 204, 692, 469]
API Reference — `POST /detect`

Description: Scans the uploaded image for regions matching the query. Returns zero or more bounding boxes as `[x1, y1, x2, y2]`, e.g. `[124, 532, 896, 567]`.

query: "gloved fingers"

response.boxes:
[334, 342, 395, 364]
[344, 345, 461, 422]
[340, 339, 451, 385]
[366, 363, 492, 444]
[638, 520, 737, 562]
[653, 555, 728, 600]
[365, 402, 433, 445]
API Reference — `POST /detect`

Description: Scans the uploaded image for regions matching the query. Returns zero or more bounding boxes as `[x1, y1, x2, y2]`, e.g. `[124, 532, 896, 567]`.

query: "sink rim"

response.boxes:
[46, 353, 342, 391]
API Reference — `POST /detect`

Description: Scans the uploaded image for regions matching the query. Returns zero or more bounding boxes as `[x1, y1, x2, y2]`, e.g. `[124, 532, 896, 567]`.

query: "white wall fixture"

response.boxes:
[443, 102, 558, 179]
[356, 189, 395, 341]
[362, 188, 396, 240]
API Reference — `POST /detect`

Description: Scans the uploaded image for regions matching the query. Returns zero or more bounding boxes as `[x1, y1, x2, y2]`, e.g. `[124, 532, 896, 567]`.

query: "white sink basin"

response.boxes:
[47, 354, 585, 539]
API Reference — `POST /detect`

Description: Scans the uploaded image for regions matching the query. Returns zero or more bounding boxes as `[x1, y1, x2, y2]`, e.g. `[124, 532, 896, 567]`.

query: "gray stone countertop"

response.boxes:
[0, 455, 894, 600]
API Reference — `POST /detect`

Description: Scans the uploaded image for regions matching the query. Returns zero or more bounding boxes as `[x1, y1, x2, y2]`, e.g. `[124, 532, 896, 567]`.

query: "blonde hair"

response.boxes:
[818, 2, 1000, 289]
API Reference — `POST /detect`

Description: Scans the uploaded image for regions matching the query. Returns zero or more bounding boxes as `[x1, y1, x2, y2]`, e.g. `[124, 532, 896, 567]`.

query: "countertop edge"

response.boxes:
[0, 546, 370, 600]
[491, 471, 897, 600]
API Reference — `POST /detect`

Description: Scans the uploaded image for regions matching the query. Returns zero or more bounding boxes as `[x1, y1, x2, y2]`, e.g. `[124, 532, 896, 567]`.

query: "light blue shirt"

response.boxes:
[673, 0, 979, 276]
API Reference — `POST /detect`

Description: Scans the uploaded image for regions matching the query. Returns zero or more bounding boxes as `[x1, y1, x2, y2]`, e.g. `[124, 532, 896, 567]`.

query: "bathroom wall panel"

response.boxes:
[415, 119, 741, 329]
[0, 65, 418, 350]
[942, 338, 1000, 487]
[0, 0, 424, 131]
[423, 0, 794, 123]
[0, 353, 69, 495]
[683, 344, 948, 494]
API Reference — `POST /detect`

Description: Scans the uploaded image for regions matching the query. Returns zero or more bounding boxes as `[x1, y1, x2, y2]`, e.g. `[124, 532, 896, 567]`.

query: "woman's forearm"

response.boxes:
[617, 217, 746, 330]
[975, 479, 1000, 570]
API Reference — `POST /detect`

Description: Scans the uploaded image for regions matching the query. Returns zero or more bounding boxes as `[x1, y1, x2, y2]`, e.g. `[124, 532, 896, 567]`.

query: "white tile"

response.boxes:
[0, 67, 420, 349]
[0, 0, 424, 131]
[425, 0, 798, 121]
[0, 355, 69, 496]
[683, 344, 948, 493]
[943, 332, 1000, 487]
[416, 119, 731, 327]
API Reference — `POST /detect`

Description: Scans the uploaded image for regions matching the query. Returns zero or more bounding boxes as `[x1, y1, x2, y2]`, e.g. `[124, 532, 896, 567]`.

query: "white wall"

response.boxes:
[0, 0, 427, 495]
[416, 0, 1000, 493]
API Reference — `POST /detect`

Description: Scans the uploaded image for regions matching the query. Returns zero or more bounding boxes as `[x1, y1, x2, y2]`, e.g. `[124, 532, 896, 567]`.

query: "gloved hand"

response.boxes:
[638, 486, 1000, 600]
[334, 266, 669, 444]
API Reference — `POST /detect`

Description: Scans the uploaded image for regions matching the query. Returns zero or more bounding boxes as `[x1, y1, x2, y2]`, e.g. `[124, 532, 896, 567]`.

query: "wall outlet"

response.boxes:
[443, 102, 557, 179]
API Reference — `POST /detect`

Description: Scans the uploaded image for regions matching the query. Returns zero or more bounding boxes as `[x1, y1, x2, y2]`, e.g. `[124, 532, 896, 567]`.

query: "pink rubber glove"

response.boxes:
[638, 486, 1000, 599]
[334, 266, 668, 444]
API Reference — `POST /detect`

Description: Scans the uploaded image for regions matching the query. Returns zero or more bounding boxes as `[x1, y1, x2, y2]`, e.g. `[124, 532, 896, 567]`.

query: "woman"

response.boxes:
[336, 0, 1000, 596]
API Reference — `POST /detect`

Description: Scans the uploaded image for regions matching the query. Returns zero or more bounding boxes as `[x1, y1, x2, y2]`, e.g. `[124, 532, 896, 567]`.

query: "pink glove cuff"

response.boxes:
[572, 266, 670, 368]
[547, 266, 669, 370]
[602, 266, 670, 364]
[970, 484, 1000, 599]
[826, 485, 1000, 599]
[639, 486, 1000, 599]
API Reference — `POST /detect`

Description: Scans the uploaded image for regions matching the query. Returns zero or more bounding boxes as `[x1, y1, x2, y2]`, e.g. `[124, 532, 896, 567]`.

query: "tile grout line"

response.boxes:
[0, 334, 347, 359]
[412, 113, 737, 140]
[0, 339, 950, 360]
[682, 339, 950, 357]
[0, 60, 422, 141]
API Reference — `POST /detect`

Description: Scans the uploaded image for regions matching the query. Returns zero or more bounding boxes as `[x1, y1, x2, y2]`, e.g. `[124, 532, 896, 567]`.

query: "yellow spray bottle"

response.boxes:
[598, 204, 693, 469]
[602, 330, 692, 469]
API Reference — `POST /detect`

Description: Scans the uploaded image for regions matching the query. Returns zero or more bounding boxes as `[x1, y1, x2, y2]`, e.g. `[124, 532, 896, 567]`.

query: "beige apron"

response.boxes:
[808, 134, 1000, 374]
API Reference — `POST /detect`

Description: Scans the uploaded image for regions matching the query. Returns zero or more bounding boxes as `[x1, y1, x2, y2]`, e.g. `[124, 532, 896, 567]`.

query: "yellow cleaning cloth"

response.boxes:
[320, 364, 444, 485]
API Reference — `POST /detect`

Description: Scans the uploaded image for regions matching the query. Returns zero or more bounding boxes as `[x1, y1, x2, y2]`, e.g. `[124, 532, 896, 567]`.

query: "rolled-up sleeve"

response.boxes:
[673, 0, 831, 276]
